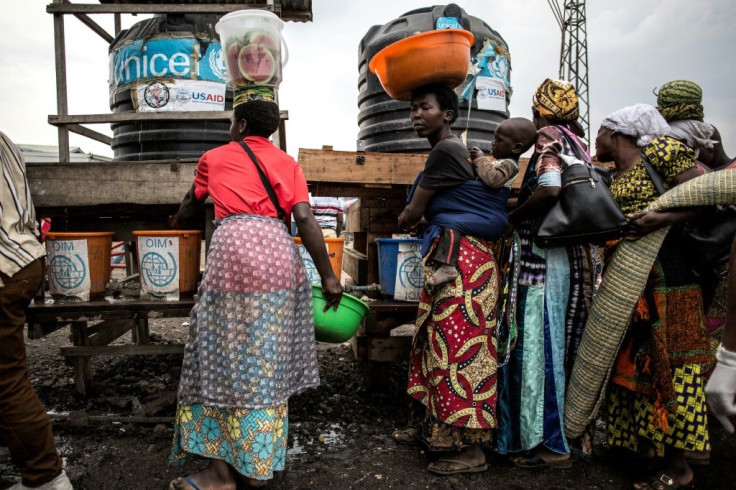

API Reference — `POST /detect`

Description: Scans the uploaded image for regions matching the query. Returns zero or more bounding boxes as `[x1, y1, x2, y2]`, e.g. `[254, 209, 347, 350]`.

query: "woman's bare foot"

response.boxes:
[513, 446, 571, 469]
[169, 459, 237, 490]
[426, 445, 487, 475]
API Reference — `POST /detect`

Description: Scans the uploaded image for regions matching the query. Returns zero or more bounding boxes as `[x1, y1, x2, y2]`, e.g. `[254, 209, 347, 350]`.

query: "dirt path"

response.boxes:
[1, 319, 734, 489]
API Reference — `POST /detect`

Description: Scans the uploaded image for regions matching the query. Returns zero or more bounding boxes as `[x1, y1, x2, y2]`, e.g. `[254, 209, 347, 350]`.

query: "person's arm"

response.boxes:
[508, 185, 560, 228]
[398, 186, 436, 232]
[475, 157, 518, 189]
[169, 156, 209, 229]
[336, 211, 343, 236]
[625, 166, 707, 238]
[705, 235, 736, 434]
[293, 202, 343, 310]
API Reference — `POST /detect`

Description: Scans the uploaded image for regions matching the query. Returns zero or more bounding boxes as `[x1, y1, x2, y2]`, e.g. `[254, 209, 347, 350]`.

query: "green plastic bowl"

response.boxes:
[312, 285, 370, 343]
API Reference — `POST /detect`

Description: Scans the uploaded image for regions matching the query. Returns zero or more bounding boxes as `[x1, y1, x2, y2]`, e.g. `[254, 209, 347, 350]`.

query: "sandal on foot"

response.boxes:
[633, 472, 693, 489]
[169, 477, 201, 490]
[513, 454, 572, 469]
[427, 458, 488, 475]
[392, 427, 420, 445]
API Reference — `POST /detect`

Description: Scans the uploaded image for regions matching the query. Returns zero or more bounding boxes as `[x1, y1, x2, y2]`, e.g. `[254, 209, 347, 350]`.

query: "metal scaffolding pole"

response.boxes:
[549, 0, 590, 146]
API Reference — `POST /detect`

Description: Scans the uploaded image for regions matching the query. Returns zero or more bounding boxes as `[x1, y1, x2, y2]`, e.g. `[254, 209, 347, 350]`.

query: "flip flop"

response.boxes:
[427, 457, 488, 475]
[169, 477, 201, 490]
[513, 454, 573, 469]
[633, 471, 694, 489]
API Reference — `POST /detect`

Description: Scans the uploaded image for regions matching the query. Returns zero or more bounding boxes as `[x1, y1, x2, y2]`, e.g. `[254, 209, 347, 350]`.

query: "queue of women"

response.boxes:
[162, 78, 736, 490]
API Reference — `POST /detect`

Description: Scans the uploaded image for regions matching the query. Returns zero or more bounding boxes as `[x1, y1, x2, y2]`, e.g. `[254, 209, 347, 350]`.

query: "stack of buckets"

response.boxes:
[43, 230, 201, 302]
[216, 9, 289, 104]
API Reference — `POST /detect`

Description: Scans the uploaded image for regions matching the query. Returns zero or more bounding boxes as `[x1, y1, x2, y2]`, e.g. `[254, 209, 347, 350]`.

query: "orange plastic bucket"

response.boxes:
[369, 29, 474, 101]
[132, 230, 202, 299]
[293, 237, 344, 283]
[43, 231, 114, 300]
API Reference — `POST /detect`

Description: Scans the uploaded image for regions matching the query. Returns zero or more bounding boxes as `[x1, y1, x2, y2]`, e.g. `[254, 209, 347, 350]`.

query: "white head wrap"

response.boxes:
[600, 103, 671, 147]
[667, 120, 716, 157]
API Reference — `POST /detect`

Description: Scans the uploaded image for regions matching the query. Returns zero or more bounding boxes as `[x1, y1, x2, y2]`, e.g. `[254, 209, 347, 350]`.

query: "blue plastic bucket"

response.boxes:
[375, 238, 424, 301]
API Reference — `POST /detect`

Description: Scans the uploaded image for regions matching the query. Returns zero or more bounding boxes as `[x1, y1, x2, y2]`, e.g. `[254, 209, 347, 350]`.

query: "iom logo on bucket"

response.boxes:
[49, 254, 87, 290]
[398, 255, 423, 289]
[141, 251, 178, 287]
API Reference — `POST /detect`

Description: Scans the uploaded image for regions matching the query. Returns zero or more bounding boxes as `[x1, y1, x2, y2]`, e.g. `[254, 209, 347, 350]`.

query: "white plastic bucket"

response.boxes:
[216, 9, 289, 88]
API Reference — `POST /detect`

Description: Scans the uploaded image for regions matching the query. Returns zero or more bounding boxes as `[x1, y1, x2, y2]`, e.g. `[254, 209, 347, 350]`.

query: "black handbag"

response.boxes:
[640, 154, 736, 268]
[533, 131, 628, 248]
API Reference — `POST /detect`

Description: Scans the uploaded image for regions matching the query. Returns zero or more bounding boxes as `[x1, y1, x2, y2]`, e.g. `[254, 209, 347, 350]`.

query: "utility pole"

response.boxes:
[548, 0, 590, 146]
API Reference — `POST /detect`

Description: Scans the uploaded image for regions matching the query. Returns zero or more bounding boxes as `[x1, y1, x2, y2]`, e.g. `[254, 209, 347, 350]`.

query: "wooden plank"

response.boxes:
[87, 319, 134, 347]
[48, 110, 288, 125]
[47, 3, 276, 15]
[53, 6, 70, 163]
[27, 161, 198, 207]
[342, 248, 368, 286]
[368, 207, 400, 234]
[299, 149, 427, 186]
[61, 344, 185, 357]
[65, 0, 114, 43]
[66, 123, 112, 145]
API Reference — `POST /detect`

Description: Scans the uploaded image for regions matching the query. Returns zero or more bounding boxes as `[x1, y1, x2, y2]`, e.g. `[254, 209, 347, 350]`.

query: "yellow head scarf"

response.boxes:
[532, 78, 579, 122]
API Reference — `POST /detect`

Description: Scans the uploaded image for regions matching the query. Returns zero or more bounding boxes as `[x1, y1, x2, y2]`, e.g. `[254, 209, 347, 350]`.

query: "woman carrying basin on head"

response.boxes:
[167, 99, 342, 489]
[395, 83, 523, 475]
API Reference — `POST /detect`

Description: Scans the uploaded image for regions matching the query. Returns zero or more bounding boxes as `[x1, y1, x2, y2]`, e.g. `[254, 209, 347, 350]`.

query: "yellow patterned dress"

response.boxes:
[606, 137, 712, 455]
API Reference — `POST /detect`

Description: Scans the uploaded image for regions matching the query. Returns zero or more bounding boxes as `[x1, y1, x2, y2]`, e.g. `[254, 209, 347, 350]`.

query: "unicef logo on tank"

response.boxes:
[110, 38, 226, 88]
[49, 254, 87, 290]
[141, 251, 178, 288]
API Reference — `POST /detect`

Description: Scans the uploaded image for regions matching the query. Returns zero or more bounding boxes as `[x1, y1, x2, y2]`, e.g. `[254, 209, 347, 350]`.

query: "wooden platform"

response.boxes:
[27, 298, 194, 395]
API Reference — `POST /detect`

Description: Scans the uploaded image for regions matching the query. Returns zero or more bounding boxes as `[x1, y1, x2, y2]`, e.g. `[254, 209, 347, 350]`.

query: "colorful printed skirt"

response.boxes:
[176, 214, 319, 409]
[169, 403, 288, 480]
[170, 214, 318, 479]
[407, 235, 499, 451]
[607, 364, 710, 454]
[496, 225, 595, 455]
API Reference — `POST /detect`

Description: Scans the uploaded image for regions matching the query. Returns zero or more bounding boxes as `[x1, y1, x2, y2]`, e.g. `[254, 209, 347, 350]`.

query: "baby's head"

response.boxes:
[491, 117, 538, 160]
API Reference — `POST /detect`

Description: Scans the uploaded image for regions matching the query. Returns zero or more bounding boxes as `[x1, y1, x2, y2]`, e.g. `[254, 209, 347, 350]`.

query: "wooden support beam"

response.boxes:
[63, 0, 114, 43]
[48, 110, 288, 125]
[87, 319, 134, 347]
[47, 3, 275, 15]
[61, 344, 184, 357]
[53, 3, 70, 163]
[66, 123, 112, 145]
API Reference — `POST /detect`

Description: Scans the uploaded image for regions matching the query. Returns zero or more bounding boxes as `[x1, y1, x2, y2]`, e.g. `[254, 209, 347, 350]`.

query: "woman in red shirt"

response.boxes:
[168, 100, 342, 489]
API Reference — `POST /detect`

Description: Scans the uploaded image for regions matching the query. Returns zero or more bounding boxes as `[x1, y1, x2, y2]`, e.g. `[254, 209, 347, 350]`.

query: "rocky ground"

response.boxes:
[1, 318, 735, 490]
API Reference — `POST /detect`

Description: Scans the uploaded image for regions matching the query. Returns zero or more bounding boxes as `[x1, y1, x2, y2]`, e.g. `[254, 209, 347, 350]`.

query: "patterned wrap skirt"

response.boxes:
[496, 224, 596, 455]
[606, 234, 711, 454]
[407, 235, 500, 451]
[170, 213, 319, 478]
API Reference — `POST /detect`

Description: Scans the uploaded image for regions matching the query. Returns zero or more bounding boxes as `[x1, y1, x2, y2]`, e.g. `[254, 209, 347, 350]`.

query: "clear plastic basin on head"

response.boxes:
[216, 9, 289, 88]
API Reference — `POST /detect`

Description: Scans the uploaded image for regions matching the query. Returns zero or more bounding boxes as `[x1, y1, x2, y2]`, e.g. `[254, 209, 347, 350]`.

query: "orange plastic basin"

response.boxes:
[369, 29, 474, 101]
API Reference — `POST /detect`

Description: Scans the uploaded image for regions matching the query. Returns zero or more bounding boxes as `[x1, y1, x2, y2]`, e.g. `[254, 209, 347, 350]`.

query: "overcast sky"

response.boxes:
[0, 1, 734, 160]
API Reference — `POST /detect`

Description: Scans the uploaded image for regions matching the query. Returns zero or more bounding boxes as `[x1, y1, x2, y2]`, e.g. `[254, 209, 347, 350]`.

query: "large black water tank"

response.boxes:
[358, 4, 511, 153]
[108, 14, 232, 161]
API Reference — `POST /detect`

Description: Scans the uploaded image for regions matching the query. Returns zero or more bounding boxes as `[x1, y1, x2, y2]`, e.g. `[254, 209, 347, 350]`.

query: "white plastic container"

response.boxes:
[216, 9, 289, 88]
